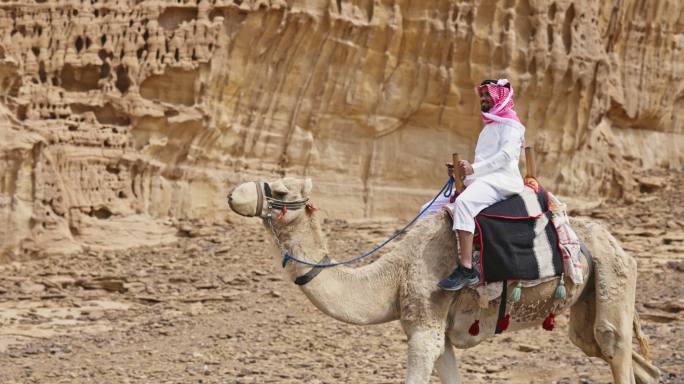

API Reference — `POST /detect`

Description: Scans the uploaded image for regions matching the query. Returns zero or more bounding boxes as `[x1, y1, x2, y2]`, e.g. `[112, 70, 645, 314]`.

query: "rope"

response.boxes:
[281, 177, 455, 268]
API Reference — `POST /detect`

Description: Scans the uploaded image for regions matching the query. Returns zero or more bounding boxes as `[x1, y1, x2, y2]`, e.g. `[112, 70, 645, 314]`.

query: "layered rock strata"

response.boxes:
[0, 0, 682, 260]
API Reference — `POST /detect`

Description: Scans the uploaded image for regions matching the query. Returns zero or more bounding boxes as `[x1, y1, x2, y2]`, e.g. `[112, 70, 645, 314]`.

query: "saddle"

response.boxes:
[447, 185, 564, 283]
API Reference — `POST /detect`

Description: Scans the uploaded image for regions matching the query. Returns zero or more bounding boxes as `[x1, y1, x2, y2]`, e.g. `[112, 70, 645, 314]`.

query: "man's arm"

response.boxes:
[471, 126, 523, 177]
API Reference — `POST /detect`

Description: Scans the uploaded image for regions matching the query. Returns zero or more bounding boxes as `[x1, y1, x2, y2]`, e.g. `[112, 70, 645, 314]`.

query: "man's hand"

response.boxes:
[445, 162, 454, 178]
[458, 160, 474, 176]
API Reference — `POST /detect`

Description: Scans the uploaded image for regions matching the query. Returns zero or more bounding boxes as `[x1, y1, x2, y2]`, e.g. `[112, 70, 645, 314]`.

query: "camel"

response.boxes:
[227, 176, 660, 384]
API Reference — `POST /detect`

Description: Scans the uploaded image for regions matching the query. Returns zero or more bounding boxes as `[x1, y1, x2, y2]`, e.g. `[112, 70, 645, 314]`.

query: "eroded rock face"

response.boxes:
[0, 0, 682, 260]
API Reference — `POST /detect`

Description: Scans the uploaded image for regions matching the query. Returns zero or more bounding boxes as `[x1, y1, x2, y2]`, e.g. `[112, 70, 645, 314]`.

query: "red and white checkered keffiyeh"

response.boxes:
[478, 79, 521, 125]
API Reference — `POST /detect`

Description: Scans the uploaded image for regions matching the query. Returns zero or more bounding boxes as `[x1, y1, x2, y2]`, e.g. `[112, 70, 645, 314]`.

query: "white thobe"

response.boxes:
[420, 119, 526, 233]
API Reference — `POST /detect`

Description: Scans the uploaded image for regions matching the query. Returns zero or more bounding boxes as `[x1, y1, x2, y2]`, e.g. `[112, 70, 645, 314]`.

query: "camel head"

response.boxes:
[228, 177, 314, 224]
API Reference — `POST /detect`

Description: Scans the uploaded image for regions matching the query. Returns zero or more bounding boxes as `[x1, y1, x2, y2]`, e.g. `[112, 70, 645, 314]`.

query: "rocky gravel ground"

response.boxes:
[0, 172, 682, 383]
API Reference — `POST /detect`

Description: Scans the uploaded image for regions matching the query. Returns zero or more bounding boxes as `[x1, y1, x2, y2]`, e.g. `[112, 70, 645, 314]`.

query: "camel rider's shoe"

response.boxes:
[438, 266, 480, 291]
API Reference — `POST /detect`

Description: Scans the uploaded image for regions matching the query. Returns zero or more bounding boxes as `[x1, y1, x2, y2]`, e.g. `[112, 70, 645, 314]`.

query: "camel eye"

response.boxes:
[273, 191, 287, 199]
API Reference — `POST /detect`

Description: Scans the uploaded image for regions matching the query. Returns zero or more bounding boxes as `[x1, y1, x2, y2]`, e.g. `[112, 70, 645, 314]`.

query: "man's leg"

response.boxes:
[457, 230, 474, 269]
[439, 181, 499, 290]
[438, 228, 479, 291]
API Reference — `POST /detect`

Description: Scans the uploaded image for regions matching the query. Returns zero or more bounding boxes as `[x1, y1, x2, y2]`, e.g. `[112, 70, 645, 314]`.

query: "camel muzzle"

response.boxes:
[228, 182, 260, 217]
[228, 181, 311, 218]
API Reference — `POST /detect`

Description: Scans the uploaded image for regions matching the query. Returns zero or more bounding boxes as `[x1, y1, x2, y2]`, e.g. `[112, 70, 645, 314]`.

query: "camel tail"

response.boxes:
[633, 311, 651, 361]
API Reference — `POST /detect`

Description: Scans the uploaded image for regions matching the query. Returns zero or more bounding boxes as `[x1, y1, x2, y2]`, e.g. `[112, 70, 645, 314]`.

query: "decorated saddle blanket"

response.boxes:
[474, 185, 563, 283]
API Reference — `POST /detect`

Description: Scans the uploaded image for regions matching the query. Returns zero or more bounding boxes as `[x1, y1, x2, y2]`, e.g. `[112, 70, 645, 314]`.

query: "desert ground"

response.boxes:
[0, 172, 682, 384]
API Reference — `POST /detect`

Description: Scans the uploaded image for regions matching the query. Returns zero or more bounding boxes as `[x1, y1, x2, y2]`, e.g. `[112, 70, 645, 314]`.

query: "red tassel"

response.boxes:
[468, 320, 480, 336]
[542, 313, 555, 331]
[305, 202, 318, 214]
[497, 314, 511, 332]
[277, 207, 288, 221]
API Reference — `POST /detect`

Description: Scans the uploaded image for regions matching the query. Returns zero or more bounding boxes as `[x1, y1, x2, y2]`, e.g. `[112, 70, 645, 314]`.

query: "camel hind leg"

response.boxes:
[569, 220, 660, 384]
[403, 325, 446, 384]
[569, 273, 660, 384]
[568, 282, 602, 358]
[435, 337, 461, 384]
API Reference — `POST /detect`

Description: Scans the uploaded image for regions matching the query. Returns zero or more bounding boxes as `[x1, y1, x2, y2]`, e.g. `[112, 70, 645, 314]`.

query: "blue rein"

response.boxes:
[281, 177, 455, 268]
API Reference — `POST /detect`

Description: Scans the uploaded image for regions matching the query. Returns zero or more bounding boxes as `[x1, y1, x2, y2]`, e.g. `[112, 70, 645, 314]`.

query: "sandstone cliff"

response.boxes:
[0, 0, 682, 260]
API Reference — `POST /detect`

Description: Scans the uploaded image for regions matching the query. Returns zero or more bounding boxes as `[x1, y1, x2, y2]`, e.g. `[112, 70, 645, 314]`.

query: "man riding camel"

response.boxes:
[438, 79, 526, 291]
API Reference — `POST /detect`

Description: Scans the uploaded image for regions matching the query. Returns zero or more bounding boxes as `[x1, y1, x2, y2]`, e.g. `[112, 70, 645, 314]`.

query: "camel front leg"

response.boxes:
[405, 327, 445, 384]
[435, 337, 461, 384]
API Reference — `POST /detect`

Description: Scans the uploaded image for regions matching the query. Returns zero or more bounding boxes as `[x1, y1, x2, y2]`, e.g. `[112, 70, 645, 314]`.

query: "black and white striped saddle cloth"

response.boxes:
[473, 185, 563, 283]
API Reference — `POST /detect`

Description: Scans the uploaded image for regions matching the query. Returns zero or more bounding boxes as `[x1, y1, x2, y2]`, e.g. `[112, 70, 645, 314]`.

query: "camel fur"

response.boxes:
[228, 177, 660, 384]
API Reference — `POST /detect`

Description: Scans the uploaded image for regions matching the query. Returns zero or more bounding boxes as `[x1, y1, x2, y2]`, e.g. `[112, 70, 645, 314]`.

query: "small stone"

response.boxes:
[666, 261, 684, 272]
[638, 176, 666, 193]
[484, 365, 502, 373]
[18, 281, 45, 294]
[518, 344, 540, 352]
[189, 302, 203, 316]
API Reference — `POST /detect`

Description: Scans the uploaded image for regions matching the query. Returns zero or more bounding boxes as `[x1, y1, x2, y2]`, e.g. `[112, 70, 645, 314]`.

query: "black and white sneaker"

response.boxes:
[438, 266, 480, 291]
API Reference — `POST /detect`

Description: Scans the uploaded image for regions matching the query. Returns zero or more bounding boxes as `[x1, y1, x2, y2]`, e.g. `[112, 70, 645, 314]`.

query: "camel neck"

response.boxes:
[268, 214, 400, 325]
[269, 214, 328, 266]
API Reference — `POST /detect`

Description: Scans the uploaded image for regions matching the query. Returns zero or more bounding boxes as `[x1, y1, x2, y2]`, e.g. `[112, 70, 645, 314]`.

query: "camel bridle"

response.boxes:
[255, 181, 329, 286]
[254, 181, 310, 219]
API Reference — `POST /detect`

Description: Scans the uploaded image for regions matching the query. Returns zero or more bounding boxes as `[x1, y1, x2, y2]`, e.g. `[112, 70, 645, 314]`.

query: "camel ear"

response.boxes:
[301, 178, 313, 197]
[271, 179, 289, 195]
